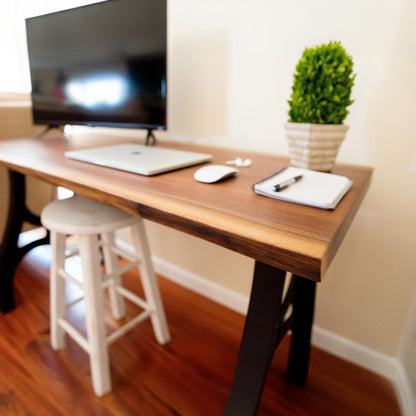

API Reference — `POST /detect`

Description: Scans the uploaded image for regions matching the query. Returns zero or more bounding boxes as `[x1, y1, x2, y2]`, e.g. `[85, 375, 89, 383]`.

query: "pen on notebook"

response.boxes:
[273, 175, 303, 192]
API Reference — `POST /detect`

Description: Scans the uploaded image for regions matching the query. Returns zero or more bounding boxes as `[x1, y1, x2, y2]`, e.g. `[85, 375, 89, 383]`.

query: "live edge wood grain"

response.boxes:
[0, 134, 373, 282]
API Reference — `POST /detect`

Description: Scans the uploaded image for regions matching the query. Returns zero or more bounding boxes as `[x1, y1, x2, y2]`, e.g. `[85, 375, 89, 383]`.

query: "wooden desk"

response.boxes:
[0, 134, 372, 415]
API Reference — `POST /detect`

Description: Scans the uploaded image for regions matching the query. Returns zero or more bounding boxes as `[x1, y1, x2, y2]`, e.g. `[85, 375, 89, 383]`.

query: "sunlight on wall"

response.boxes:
[0, 0, 104, 93]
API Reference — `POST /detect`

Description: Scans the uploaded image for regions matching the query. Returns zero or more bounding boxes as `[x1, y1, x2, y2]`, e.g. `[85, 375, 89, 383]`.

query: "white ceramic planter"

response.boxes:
[284, 122, 349, 172]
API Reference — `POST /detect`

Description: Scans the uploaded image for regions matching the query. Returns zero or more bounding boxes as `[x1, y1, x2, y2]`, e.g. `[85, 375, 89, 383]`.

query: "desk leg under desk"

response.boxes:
[223, 261, 316, 416]
[0, 170, 49, 313]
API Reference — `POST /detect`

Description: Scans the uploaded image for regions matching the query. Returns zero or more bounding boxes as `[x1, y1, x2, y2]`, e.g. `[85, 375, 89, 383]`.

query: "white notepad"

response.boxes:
[253, 167, 353, 209]
[65, 144, 212, 176]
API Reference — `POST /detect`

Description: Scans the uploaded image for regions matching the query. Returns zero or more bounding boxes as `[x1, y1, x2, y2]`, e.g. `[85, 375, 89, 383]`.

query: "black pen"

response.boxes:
[273, 175, 303, 192]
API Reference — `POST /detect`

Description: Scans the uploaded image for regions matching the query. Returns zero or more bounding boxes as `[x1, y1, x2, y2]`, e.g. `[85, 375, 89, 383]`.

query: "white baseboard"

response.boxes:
[116, 241, 411, 415]
[311, 326, 397, 380]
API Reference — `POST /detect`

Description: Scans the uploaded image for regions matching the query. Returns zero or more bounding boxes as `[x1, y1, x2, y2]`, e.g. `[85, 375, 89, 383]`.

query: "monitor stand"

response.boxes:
[36, 125, 157, 145]
[145, 129, 157, 146]
[35, 124, 65, 139]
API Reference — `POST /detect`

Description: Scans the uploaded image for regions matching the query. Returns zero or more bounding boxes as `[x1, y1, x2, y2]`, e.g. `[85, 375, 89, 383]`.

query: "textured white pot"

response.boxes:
[285, 122, 349, 172]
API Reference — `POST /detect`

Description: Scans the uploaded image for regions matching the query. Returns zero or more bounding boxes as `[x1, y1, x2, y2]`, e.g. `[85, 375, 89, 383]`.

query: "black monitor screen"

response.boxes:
[26, 0, 167, 131]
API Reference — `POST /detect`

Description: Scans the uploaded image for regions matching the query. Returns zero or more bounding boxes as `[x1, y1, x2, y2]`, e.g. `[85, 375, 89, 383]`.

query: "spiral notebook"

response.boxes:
[253, 167, 353, 209]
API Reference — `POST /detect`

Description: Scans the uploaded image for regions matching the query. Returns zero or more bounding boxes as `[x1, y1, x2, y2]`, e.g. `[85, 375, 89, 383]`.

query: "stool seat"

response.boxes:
[41, 195, 170, 396]
[41, 194, 137, 235]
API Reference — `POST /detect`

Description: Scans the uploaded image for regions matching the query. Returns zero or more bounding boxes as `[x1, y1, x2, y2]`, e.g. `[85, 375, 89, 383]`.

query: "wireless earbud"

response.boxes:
[226, 158, 252, 167]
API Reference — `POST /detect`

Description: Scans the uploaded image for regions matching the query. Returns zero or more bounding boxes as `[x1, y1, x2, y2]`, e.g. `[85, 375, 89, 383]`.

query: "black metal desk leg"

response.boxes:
[286, 274, 316, 386]
[0, 170, 49, 313]
[223, 261, 286, 416]
[0, 171, 26, 312]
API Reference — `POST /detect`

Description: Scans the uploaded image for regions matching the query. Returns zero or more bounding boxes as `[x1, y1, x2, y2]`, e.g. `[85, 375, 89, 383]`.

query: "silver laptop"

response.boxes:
[65, 143, 212, 176]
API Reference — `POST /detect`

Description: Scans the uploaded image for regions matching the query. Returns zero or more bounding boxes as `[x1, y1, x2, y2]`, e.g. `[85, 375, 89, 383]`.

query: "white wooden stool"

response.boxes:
[40, 194, 170, 396]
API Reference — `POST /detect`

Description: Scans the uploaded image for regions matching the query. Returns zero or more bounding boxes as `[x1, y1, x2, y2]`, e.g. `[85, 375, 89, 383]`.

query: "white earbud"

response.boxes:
[226, 158, 252, 167]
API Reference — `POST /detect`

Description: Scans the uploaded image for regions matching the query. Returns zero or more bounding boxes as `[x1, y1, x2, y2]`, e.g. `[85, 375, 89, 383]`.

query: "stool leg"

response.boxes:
[131, 220, 171, 345]
[101, 231, 126, 320]
[50, 231, 66, 350]
[79, 234, 111, 396]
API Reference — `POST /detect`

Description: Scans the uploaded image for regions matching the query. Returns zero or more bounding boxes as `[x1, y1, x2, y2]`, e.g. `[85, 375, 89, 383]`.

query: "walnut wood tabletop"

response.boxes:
[0, 134, 372, 282]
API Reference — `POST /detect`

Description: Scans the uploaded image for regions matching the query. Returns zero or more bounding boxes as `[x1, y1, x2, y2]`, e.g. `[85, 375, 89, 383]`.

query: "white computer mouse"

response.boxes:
[194, 165, 238, 183]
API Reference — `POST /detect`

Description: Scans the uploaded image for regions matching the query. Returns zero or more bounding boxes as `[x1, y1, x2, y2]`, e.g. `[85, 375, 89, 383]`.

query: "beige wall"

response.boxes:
[156, 0, 416, 360]
[0, 96, 54, 241]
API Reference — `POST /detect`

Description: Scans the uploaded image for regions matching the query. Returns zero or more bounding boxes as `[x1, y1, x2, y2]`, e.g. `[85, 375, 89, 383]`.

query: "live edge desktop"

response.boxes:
[25, 0, 167, 142]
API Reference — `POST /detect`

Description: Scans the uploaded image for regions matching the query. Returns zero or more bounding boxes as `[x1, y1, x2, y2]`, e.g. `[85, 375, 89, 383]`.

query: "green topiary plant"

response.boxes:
[288, 41, 355, 124]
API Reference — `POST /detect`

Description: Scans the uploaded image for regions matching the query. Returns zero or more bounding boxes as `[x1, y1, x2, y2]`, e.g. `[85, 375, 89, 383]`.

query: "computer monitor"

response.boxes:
[26, 0, 167, 143]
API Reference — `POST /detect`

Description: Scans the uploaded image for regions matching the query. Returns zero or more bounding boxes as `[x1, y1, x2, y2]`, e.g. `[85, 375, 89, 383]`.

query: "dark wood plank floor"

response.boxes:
[0, 242, 401, 415]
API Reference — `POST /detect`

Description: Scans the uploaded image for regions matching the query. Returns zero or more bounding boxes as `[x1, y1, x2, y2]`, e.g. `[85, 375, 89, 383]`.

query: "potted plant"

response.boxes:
[285, 41, 355, 171]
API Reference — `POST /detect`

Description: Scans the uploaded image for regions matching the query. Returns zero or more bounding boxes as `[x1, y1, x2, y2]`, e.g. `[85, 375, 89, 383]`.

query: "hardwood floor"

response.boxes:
[0, 242, 401, 415]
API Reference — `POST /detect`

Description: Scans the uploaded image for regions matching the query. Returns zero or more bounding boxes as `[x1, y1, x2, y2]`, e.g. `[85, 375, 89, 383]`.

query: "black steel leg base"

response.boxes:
[0, 170, 49, 313]
[286, 275, 316, 386]
[223, 261, 316, 416]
